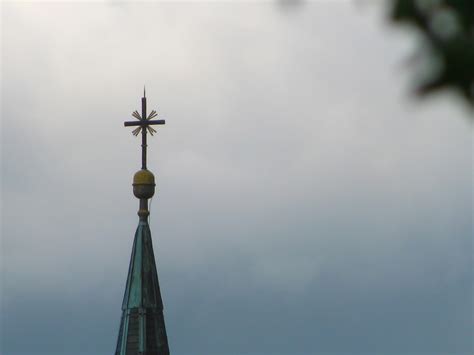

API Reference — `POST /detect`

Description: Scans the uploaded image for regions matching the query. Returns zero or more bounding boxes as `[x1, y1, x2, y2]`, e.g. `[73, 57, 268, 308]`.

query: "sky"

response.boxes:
[1, 1, 472, 355]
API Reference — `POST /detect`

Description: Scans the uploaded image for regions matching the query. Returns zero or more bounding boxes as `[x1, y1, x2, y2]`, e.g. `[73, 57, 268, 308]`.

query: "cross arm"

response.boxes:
[124, 119, 166, 127]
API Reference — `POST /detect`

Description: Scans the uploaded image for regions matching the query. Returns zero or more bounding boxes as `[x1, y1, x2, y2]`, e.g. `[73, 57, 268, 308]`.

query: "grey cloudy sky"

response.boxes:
[1, 1, 472, 355]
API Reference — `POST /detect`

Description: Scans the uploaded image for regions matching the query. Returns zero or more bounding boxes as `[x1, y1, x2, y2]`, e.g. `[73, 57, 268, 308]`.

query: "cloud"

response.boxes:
[1, 1, 472, 355]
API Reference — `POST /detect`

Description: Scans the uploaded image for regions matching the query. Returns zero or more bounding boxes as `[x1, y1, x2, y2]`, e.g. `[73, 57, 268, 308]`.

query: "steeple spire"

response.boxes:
[116, 92, 170, 355]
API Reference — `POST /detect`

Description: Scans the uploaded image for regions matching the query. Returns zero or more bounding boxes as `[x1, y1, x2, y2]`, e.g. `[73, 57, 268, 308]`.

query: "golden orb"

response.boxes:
[133, 169, 156, 199]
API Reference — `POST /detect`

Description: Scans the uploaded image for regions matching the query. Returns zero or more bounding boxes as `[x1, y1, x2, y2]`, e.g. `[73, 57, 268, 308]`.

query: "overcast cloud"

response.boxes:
[1, 1, 472, 355]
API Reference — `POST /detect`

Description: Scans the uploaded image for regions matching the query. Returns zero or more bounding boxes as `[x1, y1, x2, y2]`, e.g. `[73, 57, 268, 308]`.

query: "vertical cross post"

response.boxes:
[124, 89, 166, 170]
[141, 93, 147, 169]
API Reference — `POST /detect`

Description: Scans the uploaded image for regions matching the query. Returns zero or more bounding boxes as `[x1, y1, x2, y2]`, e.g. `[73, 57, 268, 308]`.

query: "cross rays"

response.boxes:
[130, 109, 159, 136]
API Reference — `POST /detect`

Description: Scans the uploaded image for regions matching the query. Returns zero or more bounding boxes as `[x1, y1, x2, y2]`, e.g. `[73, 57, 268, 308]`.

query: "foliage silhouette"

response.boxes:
[390, 0, 474, 107]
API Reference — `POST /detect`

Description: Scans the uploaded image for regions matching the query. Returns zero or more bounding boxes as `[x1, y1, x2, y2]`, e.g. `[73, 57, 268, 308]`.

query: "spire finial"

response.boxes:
[124, 92, 166, 170]
[144, 86, 146, 98]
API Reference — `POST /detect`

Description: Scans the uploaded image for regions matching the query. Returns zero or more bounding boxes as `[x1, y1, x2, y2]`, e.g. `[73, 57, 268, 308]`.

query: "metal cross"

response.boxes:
[124, 88, 165, 169]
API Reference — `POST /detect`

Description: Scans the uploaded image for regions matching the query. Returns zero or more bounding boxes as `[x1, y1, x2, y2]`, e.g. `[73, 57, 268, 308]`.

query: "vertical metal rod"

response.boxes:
[141, 95, 147, 169]
[139, 198, 149, 221]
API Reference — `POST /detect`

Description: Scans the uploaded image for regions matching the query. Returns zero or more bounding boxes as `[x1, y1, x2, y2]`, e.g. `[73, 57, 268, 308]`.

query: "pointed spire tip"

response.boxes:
[143, 86, 146, 98]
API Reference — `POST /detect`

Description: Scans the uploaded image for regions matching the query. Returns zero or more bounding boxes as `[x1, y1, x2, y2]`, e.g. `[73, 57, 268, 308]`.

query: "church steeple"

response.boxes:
[116, 92, 170, 355]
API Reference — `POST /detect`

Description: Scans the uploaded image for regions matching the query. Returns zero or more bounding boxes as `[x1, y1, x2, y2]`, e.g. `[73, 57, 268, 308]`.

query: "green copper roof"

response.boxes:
[121, 220, 164, 309]
[115, 219, 170, 355]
